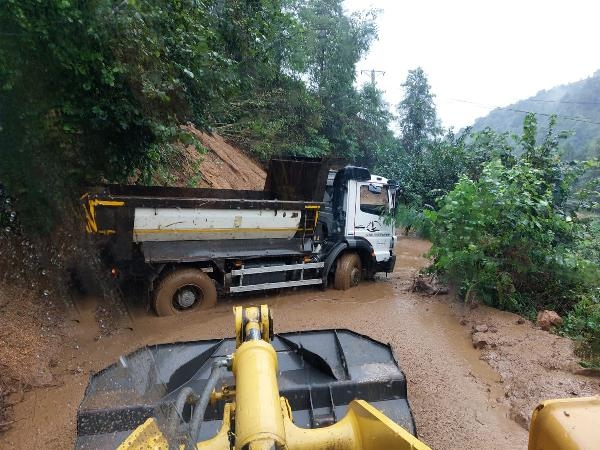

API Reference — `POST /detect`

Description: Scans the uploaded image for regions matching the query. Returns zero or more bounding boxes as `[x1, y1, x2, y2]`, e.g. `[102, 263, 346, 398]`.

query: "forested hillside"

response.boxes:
[0, 0, 392, 233]
[471, 71, 600, 160]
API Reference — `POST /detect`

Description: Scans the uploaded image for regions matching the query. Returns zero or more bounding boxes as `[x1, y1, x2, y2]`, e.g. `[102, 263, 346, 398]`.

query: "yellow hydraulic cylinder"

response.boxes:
[232, 338, 286, 449]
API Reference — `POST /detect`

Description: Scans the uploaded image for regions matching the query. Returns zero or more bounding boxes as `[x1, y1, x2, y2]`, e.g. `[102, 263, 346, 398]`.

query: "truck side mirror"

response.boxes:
[387, 180, 399, 211]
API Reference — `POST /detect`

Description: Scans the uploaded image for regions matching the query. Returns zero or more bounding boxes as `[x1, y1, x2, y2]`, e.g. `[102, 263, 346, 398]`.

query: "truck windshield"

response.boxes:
[360, 184, 389, 215]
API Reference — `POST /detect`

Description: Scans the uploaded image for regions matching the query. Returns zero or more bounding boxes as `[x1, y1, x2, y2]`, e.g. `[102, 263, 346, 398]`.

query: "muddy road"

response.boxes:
[2, 238, 599, 449]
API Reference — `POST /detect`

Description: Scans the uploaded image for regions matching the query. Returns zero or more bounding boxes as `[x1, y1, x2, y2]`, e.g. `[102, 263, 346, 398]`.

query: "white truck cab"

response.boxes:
[348, 175, 396, 263]
[320, 166, 397, 280]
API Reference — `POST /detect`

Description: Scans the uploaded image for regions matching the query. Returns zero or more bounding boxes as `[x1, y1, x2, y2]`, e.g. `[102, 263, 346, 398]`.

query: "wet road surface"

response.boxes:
[1, 238, 532, 449]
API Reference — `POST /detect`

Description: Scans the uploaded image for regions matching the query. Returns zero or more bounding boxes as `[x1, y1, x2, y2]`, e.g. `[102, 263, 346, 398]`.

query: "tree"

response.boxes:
[201, 0, 331, 158]
[0, 0, 227, 232]
[426, 114, 597, 314]
[376, 69, 451, 210]
[354, 83, 395, 168]
[0, 0, 381, 233]
[208, 0, 380, 161]
[295, 0, 377, 157]
[397, 67, 441, 155]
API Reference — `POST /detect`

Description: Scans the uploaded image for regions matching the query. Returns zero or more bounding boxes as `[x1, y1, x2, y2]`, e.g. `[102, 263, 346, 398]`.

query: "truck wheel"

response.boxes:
[153, 268, 217, 316]
[334, 253, 362, 290]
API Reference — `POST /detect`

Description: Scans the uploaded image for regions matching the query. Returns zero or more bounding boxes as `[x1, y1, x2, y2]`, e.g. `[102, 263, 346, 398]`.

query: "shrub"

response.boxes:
[425, 159, 594, 315]
[562, 294, 600, 367]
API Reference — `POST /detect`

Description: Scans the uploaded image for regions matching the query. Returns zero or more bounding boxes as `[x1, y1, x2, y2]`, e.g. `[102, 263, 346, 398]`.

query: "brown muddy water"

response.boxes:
[3, 238, 598, 449]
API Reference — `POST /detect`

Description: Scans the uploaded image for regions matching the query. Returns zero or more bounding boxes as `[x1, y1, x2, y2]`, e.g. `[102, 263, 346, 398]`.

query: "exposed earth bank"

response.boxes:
[1, 238, 599, 449]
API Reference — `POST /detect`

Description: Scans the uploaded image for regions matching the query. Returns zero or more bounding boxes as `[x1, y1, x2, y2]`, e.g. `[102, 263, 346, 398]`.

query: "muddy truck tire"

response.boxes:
[334, 252, 362, 290]
[153, 268, 217, 316]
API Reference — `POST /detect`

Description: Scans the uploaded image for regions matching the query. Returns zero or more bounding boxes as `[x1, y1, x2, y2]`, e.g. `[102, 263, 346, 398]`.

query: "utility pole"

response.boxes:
[360, 69, 385, 86]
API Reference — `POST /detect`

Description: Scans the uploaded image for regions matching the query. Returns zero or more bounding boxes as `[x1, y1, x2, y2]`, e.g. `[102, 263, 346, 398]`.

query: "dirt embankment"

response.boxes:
[182, 126, 266, 190]
[0, 226, 74, 432]
[2, 238, 599, 449]
[461, 305, 600, 429]
[147, 125, 266, 190]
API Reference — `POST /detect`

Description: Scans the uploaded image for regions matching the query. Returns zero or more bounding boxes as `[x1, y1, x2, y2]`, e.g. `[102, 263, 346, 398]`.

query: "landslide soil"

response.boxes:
[2, 238, 599, 449]
[184, 126, 266, 190]
[148, 125, 267, 190]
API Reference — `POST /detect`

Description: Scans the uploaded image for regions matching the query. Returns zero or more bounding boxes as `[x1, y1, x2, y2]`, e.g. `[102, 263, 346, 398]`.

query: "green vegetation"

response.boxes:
[396, 67, 441, 156]
[426, 118, 598, 363]
[426, 124, 596, 314]
[0, 0, 386, 232]
[384, 69, 599, 362]
[562, 218, 600, 366]
[1, 0, 216, 231]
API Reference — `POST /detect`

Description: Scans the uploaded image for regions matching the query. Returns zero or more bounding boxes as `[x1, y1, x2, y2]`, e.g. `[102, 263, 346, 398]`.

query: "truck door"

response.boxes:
[353, 183, 394, 262]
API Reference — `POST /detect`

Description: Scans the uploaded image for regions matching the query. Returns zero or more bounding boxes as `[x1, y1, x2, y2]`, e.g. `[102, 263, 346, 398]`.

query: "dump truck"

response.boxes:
[82, 159, 398, 316]
[75, 305, 600, 449]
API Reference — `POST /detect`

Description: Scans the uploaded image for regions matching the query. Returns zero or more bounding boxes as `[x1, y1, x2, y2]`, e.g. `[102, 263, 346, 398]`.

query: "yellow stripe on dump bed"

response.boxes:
[83, 198, 125, 234]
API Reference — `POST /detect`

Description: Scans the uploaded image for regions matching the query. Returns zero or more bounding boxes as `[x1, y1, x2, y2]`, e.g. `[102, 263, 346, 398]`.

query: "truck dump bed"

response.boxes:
[82, 184, 322, 261]
[82, 159, 344, 262]
[83, 185, 321, 241]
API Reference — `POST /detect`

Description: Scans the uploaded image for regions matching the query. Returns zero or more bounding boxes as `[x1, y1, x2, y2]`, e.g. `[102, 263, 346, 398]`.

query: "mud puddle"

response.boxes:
[3, 237, 599, 449]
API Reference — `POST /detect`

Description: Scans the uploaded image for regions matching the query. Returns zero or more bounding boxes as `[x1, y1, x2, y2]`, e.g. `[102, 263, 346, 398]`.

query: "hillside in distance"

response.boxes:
[471, 71, 600, 160]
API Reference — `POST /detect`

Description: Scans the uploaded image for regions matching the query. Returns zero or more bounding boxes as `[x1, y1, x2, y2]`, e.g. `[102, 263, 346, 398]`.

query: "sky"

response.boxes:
[343, 0, 600, 130]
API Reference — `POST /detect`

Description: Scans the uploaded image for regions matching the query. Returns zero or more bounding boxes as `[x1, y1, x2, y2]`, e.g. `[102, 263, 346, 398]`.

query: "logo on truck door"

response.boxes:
[366, 220, 381, 232]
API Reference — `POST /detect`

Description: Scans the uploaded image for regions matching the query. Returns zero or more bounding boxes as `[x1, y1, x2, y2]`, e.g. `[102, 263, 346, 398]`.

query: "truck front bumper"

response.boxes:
[375, 254, 396, 273]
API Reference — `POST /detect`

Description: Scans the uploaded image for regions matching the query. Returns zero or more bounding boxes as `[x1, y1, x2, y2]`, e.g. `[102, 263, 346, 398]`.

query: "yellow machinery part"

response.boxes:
[232, 338, 286, 449]
[282, 398, 429, 450]
[233, 305, 272, 348]
[196, 397, 430, 450]
[117, 417, 169, 449]
[528, 396, 600, 450]
[194, 404, 234, 450]
[81, 194, 124, 234]
[114, 305, 600, 450]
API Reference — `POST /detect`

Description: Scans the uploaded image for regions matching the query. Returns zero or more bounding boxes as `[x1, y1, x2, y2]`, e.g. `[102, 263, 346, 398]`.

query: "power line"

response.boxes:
[521, 98, 600, 106]
[446, 98, 600, 126]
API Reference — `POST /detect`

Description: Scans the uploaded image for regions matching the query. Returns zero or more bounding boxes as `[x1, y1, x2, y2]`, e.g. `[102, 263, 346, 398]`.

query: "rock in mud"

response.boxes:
[474, 323, 489, 333]
[536, 310, 562, 331]
[472, 332, 489, 349]
[411, 274, 449, 295]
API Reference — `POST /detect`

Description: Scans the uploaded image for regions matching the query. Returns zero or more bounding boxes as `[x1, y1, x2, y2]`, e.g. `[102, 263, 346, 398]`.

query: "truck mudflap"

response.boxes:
[75, 330, 416, 448]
